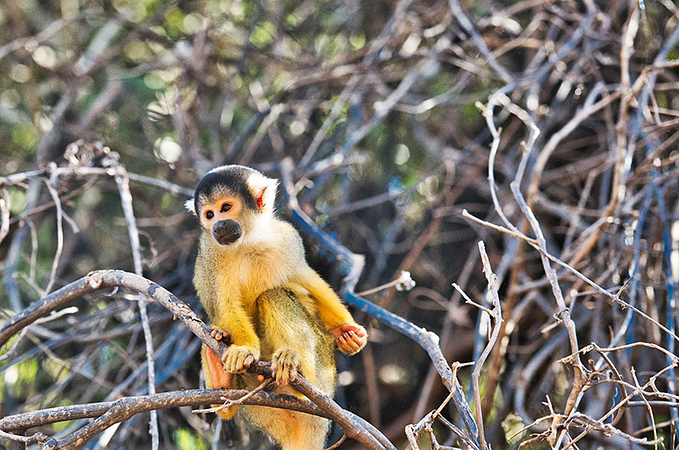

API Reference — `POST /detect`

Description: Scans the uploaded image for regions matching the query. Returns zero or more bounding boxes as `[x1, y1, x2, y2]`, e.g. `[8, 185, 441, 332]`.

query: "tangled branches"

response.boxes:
[2, 0, 679, 448]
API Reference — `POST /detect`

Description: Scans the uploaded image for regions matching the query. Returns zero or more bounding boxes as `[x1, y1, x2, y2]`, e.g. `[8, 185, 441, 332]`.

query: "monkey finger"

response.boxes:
[287, 361, 299, 381]
[223, 353, 236, 372]
[240, 353, 253, 370]
[210, 327, 229, 342]
[351, 333, 367, 349]
[224, 346, 254, 372]
[286, 367, 298, 384]
[345, 338, 360, 353]
[228, 354, 242, 372]
[336, 337, 355, 354]
[340, 330, 366, 354]
[276, 370, 288, 386]
[349, 332, 364, 348]
[272, 349, 300, 386]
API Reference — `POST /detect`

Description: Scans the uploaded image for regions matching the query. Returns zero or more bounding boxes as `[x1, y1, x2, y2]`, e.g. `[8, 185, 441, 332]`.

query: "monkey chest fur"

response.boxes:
[215, 245, 296, 311]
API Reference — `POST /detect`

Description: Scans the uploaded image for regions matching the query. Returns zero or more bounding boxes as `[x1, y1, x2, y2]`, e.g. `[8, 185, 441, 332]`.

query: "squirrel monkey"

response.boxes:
[187, 165, 367, 449]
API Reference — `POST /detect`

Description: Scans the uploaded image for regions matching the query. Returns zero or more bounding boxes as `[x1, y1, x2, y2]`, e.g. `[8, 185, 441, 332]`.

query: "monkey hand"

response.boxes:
[223, 345, 259, 373]
[330, 324, 367, 355]
[271, 349, 301, 386]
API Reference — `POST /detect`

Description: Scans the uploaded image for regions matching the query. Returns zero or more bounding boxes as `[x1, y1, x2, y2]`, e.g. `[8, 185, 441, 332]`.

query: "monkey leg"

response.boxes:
[201, 344, 238, 420]
[240, 287, 336, 450]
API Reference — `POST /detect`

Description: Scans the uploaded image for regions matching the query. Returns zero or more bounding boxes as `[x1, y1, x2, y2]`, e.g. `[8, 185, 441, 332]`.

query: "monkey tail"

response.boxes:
[242, 406, 330, 450]
[201, 344, 238, 420]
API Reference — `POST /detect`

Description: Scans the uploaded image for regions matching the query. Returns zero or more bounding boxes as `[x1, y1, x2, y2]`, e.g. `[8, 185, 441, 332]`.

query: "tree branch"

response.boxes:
[0, 270, 392, 450]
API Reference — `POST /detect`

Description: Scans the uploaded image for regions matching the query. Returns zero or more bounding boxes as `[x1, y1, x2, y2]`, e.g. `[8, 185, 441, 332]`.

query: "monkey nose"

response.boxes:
[212, 220, 242, 245]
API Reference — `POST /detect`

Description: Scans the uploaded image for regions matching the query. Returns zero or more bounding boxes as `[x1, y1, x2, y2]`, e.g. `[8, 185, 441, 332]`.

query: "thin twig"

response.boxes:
[112, 161, 159, 450]
[42, 174, 64, 295]
[192, 379, 272, 414]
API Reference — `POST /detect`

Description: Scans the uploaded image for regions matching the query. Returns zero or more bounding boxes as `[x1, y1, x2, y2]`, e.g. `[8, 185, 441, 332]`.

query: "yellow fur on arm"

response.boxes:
[296, 267, 355, 331]
[213, 290, 261, 357]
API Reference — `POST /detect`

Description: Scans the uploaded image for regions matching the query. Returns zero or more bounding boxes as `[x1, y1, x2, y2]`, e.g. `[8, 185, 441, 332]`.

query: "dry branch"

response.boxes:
[3, 0, 679, 448]
[0, 270, 392, 450]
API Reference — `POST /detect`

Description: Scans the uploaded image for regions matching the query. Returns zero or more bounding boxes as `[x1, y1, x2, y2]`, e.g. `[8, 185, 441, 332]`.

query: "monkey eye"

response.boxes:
[205, 210, 214, 220]
[220, 203, 232, 213]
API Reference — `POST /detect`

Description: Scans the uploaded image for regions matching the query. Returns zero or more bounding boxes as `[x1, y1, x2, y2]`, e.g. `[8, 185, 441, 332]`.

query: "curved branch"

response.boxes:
[0, 389, 328, 432]
[0, 270, 392, 450]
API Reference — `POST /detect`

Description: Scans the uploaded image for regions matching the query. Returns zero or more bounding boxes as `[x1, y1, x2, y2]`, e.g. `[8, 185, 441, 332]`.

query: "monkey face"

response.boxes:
[198, 195, 245, 246]
[187, 165, 280, 248]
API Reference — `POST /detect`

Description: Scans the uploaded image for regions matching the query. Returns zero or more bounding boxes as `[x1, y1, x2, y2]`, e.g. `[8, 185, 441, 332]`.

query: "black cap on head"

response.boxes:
[193, 165, 259, 214]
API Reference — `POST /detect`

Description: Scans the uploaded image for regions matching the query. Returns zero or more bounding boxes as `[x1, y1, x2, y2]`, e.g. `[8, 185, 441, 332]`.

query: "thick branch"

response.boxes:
[0, 270, 391, 450]
[0, 389, 328, 432]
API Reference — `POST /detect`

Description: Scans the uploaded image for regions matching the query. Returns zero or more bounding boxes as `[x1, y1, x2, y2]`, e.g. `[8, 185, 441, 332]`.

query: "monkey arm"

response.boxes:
[213, 299, 260, 350]
[295, 267, 355, 330]
[212, 291, 262, 371]
[294, 267, 367, 355]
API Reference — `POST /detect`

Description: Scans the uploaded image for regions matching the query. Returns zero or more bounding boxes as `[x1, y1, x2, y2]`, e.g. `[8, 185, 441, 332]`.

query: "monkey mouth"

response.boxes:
[212, 220, 242, 246]
[214, 234, 240, 245]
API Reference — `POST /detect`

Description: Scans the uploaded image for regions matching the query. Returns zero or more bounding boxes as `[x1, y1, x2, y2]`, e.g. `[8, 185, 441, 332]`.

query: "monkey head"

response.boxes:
[186, 165, 278, 247]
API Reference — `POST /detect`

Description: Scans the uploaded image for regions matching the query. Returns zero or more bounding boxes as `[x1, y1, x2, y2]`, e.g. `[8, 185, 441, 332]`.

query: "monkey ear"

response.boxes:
[185, 198, 197, 215]
[247, 173, 279, 213]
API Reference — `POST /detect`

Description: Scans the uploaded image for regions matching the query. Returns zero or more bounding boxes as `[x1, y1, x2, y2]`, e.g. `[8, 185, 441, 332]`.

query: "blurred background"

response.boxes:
[1, 0, 679, 448]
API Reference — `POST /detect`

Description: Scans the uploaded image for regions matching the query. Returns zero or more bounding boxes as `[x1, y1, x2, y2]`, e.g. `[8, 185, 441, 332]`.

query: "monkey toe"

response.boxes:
[210, 325, 229, 342]
[223, 345, 257, 373]
[271, 349, 301, 386]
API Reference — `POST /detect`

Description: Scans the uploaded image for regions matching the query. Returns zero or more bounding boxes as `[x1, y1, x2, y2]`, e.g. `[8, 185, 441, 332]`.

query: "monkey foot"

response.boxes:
[210, 325, 230, 343]
[330, 324, 367, 355]
[223, 345, 258, 373]
[271, 349, 301, 386]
